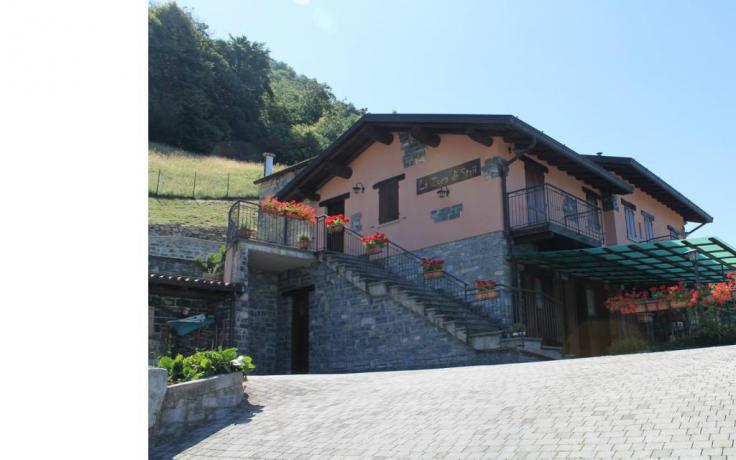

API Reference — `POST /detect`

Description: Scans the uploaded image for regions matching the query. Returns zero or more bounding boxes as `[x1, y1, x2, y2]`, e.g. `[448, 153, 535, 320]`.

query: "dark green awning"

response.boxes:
[513, 237, 736, 285]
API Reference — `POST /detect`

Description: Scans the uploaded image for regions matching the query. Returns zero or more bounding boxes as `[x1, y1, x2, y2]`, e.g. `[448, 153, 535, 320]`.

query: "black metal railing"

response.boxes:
[227, 200, 317, 251]
[507, 183, 604, 244]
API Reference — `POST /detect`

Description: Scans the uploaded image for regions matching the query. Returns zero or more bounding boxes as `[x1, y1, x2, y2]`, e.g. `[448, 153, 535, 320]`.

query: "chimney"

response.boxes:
[263, 152, 275, 176]
[596, 152, 603, 156]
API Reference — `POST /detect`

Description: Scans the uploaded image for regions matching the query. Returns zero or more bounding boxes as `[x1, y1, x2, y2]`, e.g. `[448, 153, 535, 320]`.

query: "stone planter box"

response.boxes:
[423, 270, 443, 279]
[149, 371, 245, 439]
[365, 245, 384, 256]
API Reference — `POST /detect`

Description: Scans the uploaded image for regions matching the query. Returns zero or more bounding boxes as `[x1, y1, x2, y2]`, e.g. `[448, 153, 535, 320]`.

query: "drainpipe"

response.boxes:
[500, 138, 536, 314]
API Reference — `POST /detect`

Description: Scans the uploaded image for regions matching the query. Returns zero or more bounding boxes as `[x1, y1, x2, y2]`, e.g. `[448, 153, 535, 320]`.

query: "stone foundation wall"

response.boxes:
[149, 224, 227, 242]
[307, 263, 537, 373]
[245, 269, 279, 374]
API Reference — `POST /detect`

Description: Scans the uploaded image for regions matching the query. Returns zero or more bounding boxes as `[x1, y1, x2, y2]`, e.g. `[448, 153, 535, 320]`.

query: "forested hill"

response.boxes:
[149, 2, 364, 164]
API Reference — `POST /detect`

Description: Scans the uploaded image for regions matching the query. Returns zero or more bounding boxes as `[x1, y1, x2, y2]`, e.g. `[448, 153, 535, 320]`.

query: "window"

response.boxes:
[585, 190, 600, 231]
[623, 200, 637, 241]
[668, 225, 681, 240]
[374, 175, 404, 224]
[642, 211, 655, 242]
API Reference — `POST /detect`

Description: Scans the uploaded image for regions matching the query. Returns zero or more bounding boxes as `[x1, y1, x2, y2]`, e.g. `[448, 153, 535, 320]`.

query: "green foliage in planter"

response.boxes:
[657, 308, 736, 351]
[508, 322, 526, 334]
[157, 347, 255, 384]
[608, 337, 648, 355]
[196, 244, 226, 274]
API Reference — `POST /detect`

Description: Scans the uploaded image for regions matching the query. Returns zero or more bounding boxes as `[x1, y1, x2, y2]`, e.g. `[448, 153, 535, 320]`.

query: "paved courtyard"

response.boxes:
[151, 346, 736, 459]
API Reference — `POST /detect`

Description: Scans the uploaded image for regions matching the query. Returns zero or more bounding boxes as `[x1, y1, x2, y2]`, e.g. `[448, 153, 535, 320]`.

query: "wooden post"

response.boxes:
[225, 173, 230, 198]
[192, 171, 197, 198]
[155, 169, 161, 196]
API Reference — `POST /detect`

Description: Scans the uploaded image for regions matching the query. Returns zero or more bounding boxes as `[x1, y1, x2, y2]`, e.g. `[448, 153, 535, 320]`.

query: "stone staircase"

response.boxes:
[322, 252, 506, 351]
[322, 251, 564, 359]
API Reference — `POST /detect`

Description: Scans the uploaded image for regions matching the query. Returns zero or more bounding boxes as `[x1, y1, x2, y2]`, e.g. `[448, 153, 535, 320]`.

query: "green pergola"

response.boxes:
[513, 237, 736, 286]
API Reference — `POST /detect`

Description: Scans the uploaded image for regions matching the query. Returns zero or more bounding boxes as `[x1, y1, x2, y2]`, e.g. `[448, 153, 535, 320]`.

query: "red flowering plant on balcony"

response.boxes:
[325, 214, 350, 232]
[259, 198, 316, 222]
[475, 279, 498, 300]
[361, 232, 388, 255]
[260, 197, 283, 215]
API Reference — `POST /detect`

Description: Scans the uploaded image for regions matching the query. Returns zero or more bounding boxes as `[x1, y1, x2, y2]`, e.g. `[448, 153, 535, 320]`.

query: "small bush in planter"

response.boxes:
[508, 322, 526, 337]
[608, 337, 648, 355]
[196, 245, 226, 280]
[298, 234, 310, 250]
[157, 347, 255, 384]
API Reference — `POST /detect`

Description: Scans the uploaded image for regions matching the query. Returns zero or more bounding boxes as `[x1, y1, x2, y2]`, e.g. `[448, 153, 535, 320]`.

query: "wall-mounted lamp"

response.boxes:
[352, 182, 365, 194]
[437, 185, 450, 198]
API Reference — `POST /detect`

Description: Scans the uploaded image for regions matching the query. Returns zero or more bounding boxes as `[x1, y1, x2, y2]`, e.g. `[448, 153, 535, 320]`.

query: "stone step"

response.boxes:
[323, 254, 505, 351]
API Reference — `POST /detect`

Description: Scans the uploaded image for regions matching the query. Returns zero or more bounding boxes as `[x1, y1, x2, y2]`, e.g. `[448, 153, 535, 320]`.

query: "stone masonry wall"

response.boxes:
[308, 263, 537, 373]
[149, 224, 227, 242]
[414, 231, 512, 288]
[245, 268, 279, 375]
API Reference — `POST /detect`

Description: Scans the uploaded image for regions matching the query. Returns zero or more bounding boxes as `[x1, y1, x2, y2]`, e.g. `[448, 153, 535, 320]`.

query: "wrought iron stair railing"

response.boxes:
[316, 217, 565, 346]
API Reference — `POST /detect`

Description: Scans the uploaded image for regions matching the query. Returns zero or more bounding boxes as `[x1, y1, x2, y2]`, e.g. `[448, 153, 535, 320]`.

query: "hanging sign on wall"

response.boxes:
[416, 158, 481, 195]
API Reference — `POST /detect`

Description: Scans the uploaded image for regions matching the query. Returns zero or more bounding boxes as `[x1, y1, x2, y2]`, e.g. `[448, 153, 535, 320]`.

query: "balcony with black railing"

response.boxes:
[507, 183, 604, 247]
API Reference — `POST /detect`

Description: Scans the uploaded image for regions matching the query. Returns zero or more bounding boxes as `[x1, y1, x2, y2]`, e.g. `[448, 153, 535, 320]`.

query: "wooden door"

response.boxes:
[325, 199, 345, 252]
[290, 289, 310, 374]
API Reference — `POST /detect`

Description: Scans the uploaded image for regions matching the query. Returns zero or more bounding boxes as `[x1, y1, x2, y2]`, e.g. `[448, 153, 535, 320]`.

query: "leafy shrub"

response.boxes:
[157, 347, 255, 384]
[196, 245, 226, 275]
[658, 309, 736, 351]
[608, 337, 648, 355]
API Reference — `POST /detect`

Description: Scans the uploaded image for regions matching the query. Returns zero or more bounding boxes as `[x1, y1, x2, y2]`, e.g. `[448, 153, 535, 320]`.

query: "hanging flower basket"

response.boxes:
[475, 290, 498, 300]
[361, 233, 388, 256]
[474, 280, 498, 300]
[421, 258, 444, 279]
[325, 214, 349, 233]
[366, 245, 384, 256]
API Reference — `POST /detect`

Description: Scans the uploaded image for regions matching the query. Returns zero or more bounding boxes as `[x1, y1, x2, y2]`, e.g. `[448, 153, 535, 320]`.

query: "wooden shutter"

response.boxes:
[378, 180, 399, 224]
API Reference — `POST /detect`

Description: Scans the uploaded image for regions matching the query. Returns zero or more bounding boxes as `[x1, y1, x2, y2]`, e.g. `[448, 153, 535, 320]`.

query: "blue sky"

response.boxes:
[178, 0, 735, 243]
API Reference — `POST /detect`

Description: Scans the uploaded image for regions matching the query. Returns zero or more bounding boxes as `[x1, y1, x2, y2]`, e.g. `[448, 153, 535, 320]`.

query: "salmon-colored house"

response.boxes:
[222, 114, 731, 373]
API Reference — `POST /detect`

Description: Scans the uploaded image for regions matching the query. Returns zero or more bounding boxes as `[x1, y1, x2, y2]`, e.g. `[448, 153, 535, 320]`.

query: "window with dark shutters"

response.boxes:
[378, 179, 399, 224]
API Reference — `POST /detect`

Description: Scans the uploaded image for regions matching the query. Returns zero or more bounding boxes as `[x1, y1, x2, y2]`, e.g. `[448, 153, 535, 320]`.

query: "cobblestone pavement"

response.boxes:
[151, 346, 736, 459]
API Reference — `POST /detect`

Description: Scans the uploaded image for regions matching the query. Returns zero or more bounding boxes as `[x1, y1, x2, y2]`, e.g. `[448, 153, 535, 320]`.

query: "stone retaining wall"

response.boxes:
[149, 224, 227, 242]
[150, 371, 245, 439]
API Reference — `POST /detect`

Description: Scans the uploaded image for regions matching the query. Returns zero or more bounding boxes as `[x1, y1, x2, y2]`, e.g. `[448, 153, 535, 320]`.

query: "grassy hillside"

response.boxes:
[149, 198, 235, 227]
[148, 143, 279, 199]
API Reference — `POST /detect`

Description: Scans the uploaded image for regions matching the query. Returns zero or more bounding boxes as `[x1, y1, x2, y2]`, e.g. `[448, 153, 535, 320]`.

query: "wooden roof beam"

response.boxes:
[411, 127, 441, 147]
[466, 130, 494, 147]
[364, 126, 393, 145]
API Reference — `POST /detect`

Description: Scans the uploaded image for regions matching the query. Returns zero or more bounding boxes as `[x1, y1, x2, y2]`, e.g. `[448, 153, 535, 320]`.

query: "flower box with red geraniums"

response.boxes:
[361, 233, 388, 255]
[421, 258, 444, 279]
[474, 280, 498, 300]
[325, 214, 350, 233]
[259, 198, 316, 222]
